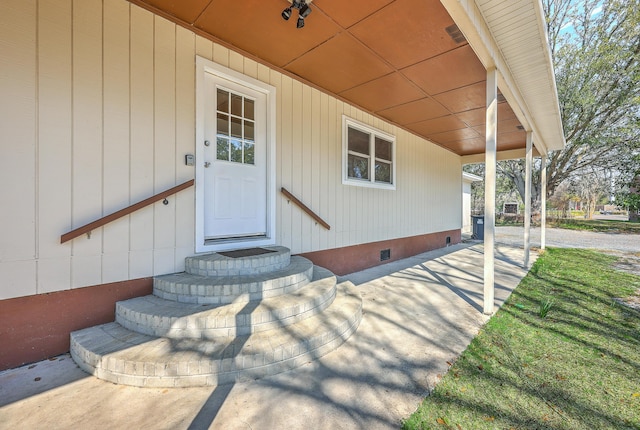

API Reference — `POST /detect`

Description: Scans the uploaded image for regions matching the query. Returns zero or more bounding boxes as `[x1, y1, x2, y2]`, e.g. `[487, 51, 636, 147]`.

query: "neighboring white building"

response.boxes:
[462, 172, 483, 233]
[0, 0, 564, 370]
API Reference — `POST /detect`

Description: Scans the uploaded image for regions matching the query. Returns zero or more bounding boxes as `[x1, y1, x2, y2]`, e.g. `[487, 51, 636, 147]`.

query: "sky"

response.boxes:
[559, 1, 603, 36]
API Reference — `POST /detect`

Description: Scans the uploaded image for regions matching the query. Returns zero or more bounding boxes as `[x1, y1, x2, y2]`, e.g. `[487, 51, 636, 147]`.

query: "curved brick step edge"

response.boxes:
[153, 256, 313, 305]
[185, 246, 291, 277]
[70, 282, 362, 388]
[116, 266, 337, 339]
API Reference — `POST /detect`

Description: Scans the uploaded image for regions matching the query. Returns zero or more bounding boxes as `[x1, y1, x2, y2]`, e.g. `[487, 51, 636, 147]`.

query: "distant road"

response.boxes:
[495, 226, 640, 253]
[591, 214, 629, 221]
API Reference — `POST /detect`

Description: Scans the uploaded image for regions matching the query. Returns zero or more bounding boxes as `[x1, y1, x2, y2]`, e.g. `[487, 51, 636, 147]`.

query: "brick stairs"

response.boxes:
[70, 246, 362, 388]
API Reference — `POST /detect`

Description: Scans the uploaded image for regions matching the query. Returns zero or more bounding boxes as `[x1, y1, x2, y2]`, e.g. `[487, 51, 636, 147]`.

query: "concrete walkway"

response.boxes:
[0, 243, 532, 429]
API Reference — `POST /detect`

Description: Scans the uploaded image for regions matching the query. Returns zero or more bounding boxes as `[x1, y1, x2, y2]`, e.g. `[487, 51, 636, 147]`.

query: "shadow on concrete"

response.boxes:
[0, 353, 88, 408]
[0, 243, 534, 429]
[183, 244, 532, 428]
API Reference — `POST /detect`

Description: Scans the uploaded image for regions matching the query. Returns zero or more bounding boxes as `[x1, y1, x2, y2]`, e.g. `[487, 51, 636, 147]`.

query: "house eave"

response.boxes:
[441, 0, 565, 156]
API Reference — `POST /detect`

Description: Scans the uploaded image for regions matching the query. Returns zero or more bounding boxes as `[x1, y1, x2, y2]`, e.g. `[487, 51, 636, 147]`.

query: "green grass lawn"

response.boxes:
[403, 248, 640, 430]
[548, 218, 640, 234]
[495, 218, 640, 234]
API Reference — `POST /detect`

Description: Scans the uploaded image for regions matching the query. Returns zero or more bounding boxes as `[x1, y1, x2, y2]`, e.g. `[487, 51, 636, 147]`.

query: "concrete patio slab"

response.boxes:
[0, 243, 533, 429]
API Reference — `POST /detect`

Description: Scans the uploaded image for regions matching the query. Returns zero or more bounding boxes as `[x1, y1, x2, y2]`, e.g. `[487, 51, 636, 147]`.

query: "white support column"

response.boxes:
[484, 67, 497, 315]
[524, 132, 532, 267]
[541, 154, 547, 250]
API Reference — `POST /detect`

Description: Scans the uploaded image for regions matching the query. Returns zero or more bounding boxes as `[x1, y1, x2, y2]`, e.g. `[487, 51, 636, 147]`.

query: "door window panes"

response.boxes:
[230, 139, 243, 163]
[231, 117, 242, 138]
[244, 99, 255, 121]
[217, 113, 229, 137]
[244, 121, 254, 141]
[217, 89, 229, 112]
[216, 137, 229, 161]
[231, 94, 243, 116]
[244, 142, 255, 164]
[215, 88, 256, 165]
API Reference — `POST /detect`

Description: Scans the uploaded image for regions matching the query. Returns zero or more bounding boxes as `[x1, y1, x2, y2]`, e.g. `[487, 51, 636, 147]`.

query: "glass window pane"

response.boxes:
[244, 99, 254, 121]
[375, 137, 392, 161]
[217, 113, 229, 137]
[231, 116, 242, 138]
[216, 137, 229, 161]
[231, 94, 243, 117]
[348, 127, 370, 155]
[375, 161, 391, 183]
[244, 141, 255, 165]
[347, 154, 369, 180]
[217, 89, 229, 113]
[230, 139, 243, 163]
[244, 120, 254, 141]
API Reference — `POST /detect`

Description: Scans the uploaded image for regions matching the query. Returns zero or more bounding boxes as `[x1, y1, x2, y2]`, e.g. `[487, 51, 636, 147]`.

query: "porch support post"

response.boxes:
[524, 131, 532, 267]
[484, 67, 497, 315]
[541, 154, 547, 250]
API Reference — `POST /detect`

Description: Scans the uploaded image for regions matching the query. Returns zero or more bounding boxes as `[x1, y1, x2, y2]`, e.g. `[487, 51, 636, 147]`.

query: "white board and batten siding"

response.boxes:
[0, 0, 462, 301]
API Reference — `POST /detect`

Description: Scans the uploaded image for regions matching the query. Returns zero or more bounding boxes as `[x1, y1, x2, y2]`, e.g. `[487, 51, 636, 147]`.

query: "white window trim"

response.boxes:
[195, 56, 277, 253]
[342, 115, 396, 190]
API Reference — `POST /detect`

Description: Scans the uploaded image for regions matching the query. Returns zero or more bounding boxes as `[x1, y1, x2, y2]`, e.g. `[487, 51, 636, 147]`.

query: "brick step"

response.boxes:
[153, 256, 313, 305]
[116, 266, 337, 339]
[184, 246, 290, 277]
[70, 282, 362, 388]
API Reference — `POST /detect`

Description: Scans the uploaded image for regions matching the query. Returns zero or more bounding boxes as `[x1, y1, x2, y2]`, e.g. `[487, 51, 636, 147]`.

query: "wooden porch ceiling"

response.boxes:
[130, 0, 528, 156]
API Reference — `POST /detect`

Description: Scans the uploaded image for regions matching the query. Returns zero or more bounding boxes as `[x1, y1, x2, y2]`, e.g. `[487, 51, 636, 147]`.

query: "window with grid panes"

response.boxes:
[343, 116, 395, 189]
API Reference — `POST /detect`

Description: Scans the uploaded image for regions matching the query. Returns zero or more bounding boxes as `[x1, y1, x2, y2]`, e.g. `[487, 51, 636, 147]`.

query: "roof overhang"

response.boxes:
[461, 146, 541, 164]
[128, 0, 565, 158]
[441, 0, 566, 156]
[463, 172, 483, 182]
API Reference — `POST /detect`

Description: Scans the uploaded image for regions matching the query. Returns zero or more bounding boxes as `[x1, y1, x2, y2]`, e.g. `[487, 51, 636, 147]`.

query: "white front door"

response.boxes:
[195, 57, 276, 253]
[203, 73, 267, 240]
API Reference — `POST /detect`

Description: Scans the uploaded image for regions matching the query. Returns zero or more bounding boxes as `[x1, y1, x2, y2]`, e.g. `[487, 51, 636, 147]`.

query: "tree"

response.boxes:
[548, 182, 576, 218]
[616, 154, 640, 221]
[570, 168, 609, 218]
[500, 0, 640, 212]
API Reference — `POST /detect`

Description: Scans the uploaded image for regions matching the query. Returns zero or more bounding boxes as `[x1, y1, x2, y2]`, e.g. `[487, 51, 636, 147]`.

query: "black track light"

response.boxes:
[299, 4, 311, 18]
[282, 0, 312, 28]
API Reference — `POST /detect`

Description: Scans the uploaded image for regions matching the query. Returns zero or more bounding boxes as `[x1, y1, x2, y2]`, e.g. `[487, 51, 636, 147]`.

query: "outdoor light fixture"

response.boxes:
[281, 0, 312, 28]
[299, 3, 311, 18]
